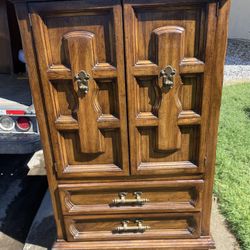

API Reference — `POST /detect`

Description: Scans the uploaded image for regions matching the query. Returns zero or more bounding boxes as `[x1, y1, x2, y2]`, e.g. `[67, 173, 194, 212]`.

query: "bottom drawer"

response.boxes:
[64, 213, 201, 242]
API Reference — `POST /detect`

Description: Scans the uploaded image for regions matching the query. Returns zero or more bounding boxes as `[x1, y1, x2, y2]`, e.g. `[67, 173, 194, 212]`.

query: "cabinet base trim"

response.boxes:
[53, 236, 215, 250]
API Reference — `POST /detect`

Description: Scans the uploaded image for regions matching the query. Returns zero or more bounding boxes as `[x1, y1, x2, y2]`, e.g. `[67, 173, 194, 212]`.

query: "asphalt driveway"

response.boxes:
[0, 154, 47, 250]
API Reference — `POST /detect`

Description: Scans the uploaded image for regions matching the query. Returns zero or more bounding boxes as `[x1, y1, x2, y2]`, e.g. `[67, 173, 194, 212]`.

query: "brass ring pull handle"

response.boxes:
[112, 192, 149, 206]
[160, 65, 176, 89]
[115, 220, 150, 233]
[75, 70, 90, 94]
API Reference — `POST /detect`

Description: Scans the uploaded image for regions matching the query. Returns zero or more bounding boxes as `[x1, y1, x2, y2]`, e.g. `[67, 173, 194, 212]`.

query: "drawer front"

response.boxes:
[64, 213, 201, 242]
[59, 180, 203, 215]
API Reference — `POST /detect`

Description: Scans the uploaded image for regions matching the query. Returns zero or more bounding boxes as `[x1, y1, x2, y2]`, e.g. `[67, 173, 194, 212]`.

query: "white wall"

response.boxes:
[229, 0, 250, 40]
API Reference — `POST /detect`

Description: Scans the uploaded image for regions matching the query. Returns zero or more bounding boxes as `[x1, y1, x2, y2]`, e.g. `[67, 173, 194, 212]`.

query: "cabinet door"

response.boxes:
[124, 0, 216, 176]
[29, 0, 129, 178]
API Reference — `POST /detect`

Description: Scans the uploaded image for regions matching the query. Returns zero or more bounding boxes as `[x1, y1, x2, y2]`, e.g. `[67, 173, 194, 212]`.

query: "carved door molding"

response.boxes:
[123, 1, 212, 176]
[28, 0, 130, 178]
[28, 0, 219, 178]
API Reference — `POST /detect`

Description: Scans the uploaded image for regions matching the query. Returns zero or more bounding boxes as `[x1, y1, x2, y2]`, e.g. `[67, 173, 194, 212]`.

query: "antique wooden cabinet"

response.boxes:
[13, 0, 231, 249]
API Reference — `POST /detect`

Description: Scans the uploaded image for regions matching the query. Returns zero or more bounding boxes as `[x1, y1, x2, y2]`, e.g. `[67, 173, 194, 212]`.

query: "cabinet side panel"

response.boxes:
[14, 2, 64, 238]
[201, 0, 231, 235]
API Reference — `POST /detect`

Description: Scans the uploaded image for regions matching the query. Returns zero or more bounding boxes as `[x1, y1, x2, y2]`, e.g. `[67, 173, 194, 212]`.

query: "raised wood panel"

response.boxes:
[154, 26, 184, 151]
[136, 126, 200, 174]
[59, 180, 204, 215]
[64, 213, 201, 242]
[124, 1, 210, 176]
[59, 130, 124, 177]
[13, 0, 231, 249]
[63, 31, 105, 154]
[133, 5, 206, 62]
[29, 0, 129, 178]
[44, 11, 115, 66]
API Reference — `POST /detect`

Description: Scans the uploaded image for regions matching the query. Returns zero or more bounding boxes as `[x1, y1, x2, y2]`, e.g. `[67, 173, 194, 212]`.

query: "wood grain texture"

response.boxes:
[63, 31, 105, 153]
[13, 0, 231, 249]
[28, 0, 130, 178]
[153, 26, 183, 151]
[201, 0, 231, 235]
[64, 213, 201, 242]
[124, 1, 210, 176]
[14, 2, 64, 239]
[59, 180, 204, 215]
[53, 236, 215, 250]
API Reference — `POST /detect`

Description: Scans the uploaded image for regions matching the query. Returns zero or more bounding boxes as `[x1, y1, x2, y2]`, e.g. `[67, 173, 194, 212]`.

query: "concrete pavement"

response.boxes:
[211, 197, 240, 250]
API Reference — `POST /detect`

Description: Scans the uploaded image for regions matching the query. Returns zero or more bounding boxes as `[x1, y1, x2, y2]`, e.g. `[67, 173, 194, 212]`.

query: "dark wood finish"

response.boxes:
[64, 213, 201, 241]
[53, 236, 215, 250]
[124, 1, 213, 176]
[201, 0, 231, 234]
[28, 0, 129, 178]
[13, 0, 231, 249]
[14, 2, 64, 238]
[59, 180, 203, 215]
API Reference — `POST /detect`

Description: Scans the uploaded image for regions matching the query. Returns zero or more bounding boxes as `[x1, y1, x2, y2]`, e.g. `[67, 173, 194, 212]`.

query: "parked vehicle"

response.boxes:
[0, 0, 41, 154]
[0, 100, 41, 154]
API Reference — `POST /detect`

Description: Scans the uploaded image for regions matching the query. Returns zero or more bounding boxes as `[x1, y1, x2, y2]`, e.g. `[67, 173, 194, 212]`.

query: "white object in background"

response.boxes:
[27, 150, 46, 176]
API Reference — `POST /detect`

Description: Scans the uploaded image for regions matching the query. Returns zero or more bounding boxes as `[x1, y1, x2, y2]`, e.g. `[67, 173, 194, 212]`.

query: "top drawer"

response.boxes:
[58, 180, 203, 215]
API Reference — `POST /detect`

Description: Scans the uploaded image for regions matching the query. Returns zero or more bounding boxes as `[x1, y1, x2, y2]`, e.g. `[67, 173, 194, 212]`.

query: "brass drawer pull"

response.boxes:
[75, 70, 90, 94]
[115, 220, 150, 233]
[112, 192, 149, 206]
[160, 65, 176, 89]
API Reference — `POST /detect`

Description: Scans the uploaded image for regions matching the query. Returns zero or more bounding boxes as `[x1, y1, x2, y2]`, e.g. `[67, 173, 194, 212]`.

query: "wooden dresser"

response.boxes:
[13, 0, 231, 249]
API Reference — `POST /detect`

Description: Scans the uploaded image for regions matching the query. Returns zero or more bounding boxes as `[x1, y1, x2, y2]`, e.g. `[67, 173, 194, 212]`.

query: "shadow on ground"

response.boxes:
[25, 215, 56, 249]
[0, 154, 48, 249]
